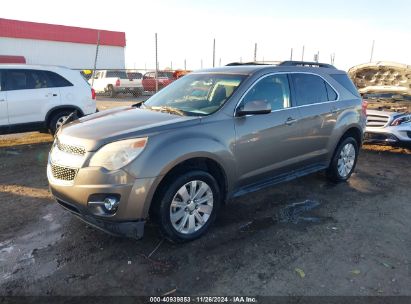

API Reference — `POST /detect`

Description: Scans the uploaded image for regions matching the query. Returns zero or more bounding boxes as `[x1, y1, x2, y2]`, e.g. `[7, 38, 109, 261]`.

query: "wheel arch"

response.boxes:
[45, 106, 85, 126]
[148, 156, 228, 219]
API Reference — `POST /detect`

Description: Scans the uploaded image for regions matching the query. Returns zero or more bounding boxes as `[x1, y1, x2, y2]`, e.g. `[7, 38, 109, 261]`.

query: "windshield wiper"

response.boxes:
[150, 106, 185, 116]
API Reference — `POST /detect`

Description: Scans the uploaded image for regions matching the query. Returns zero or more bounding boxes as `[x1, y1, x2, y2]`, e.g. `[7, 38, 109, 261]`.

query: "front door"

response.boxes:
[234, 74, 303, 187]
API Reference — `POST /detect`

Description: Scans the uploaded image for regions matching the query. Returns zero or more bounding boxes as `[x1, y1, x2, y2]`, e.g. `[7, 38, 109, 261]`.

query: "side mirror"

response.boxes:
[236, 100, 271, 116]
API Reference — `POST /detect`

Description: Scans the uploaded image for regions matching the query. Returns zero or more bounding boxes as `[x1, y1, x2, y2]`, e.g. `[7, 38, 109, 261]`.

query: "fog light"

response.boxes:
[104, 197, 119, 211]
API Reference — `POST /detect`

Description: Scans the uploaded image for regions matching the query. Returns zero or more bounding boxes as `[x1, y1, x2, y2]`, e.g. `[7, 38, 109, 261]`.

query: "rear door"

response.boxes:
[234, 73, 302, 186]
[6, 69, 60, 125]
[289, 73, 339, 166]
[0, 71, 8, 128]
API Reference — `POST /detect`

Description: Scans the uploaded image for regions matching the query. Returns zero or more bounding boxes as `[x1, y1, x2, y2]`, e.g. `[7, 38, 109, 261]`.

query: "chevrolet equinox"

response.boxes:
[47, 61, 366, 242]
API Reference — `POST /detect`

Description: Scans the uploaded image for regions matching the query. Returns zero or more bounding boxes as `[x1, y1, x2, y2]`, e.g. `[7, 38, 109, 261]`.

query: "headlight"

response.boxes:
[89, 138, 148, 170]
[391, 114, 411, 126]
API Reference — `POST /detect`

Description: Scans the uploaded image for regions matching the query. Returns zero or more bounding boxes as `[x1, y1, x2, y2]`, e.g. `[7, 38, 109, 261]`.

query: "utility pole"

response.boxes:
[91, 30, 100, 88]
[219, 58, 221, 67]
[254, 43, 257, 61]
[314, 51, 319, 62]
[370, 40, 375, 62]
[184, 59, 187, 70]
[201, 59, 203, 69]
[155, 33, 158, 92]
[302, 45, 305, 61]
[213, 38, 216, 68]
[290, 48, 293, 60]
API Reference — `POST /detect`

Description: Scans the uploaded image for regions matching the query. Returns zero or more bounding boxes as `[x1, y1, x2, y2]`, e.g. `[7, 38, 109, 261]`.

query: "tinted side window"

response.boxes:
[45, 71, 73, 87]
[330, 74, 360, 97]
[29, 70, 51, 89]
[106, 71, 127, 78]
[292, 74, 328, 106]
[6, 70, 28, 90]
[242, 74, 290, 111]
[325, 82, 338, 101]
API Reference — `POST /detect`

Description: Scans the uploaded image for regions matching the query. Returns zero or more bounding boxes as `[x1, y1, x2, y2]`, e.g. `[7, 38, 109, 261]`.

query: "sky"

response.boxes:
[2, 0, 411, 71]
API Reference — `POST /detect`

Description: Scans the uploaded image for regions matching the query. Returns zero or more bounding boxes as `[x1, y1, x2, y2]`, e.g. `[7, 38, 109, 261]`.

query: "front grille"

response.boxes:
[56, 140, 86, 156]
[366, 114, 390, 127]
[51, 164, 78, 181]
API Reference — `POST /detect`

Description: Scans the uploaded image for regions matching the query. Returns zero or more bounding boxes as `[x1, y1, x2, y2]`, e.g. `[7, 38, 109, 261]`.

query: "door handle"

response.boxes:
[45, 93, 58, 97]
[0, 98, 5, 102]
[285, 117, 297, 125]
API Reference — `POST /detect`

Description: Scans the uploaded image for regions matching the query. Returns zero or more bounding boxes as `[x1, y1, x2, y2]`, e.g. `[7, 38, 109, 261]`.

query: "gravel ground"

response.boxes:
[0, 101, 410, 297]
[0, 133, 410, 297]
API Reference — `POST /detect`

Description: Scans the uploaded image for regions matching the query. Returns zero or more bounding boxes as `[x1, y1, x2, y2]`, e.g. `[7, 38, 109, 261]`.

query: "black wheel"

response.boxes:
[107, 85, 116, 98]
[327, 137, 359, 182]
[154, 170, 221, 243]
[49, 110, 71, 135]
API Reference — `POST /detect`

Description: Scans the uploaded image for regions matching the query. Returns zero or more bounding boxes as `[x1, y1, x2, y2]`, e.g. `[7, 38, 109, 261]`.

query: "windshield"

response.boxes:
[142, 74, 246, 116]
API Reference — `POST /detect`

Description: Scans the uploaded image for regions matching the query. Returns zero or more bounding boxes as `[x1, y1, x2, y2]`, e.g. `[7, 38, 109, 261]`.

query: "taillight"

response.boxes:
[361, 99, 368, 116]
[91, 88, 96, 100]
[115, 79, 120, 87]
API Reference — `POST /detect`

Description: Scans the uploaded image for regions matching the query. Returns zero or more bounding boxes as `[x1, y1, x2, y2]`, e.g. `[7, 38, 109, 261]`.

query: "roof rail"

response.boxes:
[279, 61, 336, 69]
[226, 62, 272, 66]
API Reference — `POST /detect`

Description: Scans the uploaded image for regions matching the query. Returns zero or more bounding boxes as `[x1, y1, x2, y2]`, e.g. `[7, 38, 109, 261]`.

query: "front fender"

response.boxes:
[125, 128, 237, 217]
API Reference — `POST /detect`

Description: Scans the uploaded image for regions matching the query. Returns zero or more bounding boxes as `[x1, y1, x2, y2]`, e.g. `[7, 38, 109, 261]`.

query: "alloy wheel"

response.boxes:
[169, 180, 214, 234]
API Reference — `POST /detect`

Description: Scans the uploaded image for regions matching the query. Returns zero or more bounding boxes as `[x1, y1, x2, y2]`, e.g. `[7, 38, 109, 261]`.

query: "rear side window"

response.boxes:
[330, 74, 360, 97]
[106, 71, 128, 79]
[45, 71, 73, 87]
[292, 73, 332, 106]
[325, 82, 338, 101]
[5, 69, 63, 90]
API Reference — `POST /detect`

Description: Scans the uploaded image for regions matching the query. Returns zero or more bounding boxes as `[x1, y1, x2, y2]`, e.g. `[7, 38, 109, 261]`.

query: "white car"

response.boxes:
[349, 62, 411, 145]
[0, 64, 96, 135]
[89, 70, 143, 97]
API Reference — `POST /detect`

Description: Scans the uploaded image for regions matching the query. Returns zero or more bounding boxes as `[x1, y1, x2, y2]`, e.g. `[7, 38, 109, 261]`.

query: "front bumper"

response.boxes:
[47, 162, 156, 239]
[365, 125, 411, 144]
[56, 198, 145, 239]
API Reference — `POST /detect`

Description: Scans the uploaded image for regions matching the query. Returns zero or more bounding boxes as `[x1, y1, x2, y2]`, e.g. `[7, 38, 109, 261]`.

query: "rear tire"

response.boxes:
[327, 137, 359, 182]
[49, 110, 71, 135]
[107, 85, 116, 98]
[154, 170, 221, 243]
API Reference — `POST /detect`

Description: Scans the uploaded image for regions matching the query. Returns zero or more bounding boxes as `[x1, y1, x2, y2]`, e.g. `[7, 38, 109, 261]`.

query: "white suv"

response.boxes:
[0, 65, 96, 135]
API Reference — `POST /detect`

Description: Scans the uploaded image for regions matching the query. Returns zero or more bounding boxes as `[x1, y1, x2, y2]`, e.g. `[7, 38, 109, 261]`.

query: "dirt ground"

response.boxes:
[0, 108, 410, 296]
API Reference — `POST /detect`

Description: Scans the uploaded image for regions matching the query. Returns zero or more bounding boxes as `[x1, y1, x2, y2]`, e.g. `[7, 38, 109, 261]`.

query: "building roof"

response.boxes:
[0, 18, 126, 47]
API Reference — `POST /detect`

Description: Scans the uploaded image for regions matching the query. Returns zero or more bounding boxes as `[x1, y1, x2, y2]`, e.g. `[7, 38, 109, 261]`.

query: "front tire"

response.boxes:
[155, 170, 221, 243]
[327, 137, 359, 182]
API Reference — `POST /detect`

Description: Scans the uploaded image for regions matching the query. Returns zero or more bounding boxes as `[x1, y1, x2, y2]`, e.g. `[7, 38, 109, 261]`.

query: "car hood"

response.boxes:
[57, 106, 200, 151]
[348, 62, 411, 114]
